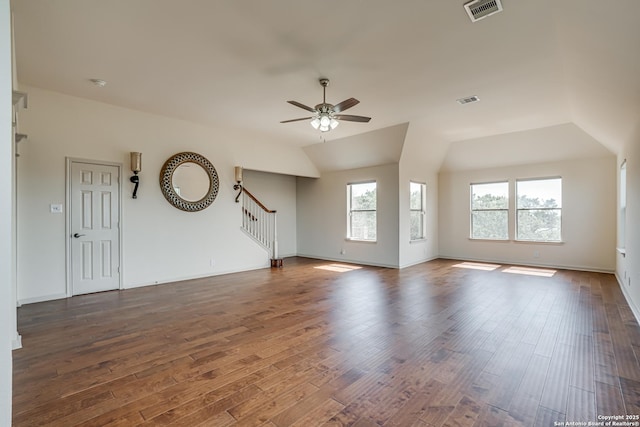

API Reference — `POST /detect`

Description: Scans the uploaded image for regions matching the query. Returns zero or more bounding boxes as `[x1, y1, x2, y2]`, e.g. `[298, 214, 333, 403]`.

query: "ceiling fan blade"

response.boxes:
[287, 100, 317, 113]
[332, 98, 359, 113]
[280, 117, 313, 123]
[334, 114, 371, 123]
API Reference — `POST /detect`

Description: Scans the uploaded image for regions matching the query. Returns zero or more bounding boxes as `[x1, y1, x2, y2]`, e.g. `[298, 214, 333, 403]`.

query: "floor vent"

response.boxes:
[464, 0, 503, 22]
[457, 95, 480, 105]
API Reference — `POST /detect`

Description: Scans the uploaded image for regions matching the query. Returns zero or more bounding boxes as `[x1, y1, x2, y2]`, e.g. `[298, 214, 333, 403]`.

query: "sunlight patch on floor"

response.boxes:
[503, 266, 557, 277]
[452, 262, 502, 271]
[314, 263, 363, 273]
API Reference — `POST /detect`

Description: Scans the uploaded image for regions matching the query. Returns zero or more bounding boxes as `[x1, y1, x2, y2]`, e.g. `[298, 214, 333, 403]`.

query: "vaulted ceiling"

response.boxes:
[11, 0, 640, 167]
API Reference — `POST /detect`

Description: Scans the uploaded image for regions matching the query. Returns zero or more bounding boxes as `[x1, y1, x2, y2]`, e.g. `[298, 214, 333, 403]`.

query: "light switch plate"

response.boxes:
[50, 204, 63, 214]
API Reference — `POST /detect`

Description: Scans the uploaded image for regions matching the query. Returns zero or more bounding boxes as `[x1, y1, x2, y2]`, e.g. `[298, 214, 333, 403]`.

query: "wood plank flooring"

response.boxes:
[12, 257, 640, 426]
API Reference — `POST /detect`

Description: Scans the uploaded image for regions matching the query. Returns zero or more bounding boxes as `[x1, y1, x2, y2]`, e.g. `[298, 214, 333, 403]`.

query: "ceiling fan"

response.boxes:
[281, 78, 371, 132]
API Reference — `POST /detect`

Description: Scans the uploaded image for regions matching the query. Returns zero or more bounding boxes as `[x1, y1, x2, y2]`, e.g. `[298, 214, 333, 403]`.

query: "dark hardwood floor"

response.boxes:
[12, 257, 640, 426]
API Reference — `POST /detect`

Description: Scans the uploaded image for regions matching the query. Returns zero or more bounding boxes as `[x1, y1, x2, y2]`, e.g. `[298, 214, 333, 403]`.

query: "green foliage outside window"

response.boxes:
[471, 183, 509, 240]
[349, 183, 376, 241]
[516, 178, 562, 241]
[470, 179, 562, 242]
[410, 182, 425, 240]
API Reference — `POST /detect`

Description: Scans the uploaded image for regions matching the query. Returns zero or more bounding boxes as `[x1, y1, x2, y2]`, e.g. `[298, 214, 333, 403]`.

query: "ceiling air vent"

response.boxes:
[464, 0, 503, 22]
[457, 95, 480, 105]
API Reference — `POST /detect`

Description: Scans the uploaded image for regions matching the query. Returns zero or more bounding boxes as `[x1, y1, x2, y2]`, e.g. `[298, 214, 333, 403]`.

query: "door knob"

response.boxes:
[73, 233, 85, 238]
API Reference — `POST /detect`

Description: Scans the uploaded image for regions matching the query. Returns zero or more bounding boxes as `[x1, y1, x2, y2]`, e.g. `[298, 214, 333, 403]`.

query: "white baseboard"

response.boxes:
[295, 254, 399, 269]
[125, 262, 272, 289]
[437, 255, 615, 274]
[18, 292, 68, 306]
[399, 256, 439, 269]
[12, 334, 22, 350]
[617, 273, 640, 325]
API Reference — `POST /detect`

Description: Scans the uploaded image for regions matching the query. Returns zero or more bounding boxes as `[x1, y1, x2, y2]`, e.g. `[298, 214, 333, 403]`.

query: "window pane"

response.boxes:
[621, 161, 627, 249]
[472, 211, 508, 240]
[471, 182, 508, 209]
[410, 182, 423, 210]
[410, 211, 423, 240]
[351, 211, 377, 240]
[351, 182, 376, 210]
[621, 162, 627, 208]
[517, 209, 561, 241]
[517, 178, 561, 208]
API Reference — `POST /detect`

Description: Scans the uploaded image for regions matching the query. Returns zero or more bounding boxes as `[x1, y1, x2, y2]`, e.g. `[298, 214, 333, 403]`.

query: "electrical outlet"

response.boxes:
[629, 277, 632, 287]
[533, 250, 540, 258]
[340, 249, 346, 255]
[210, 258, 215, 267]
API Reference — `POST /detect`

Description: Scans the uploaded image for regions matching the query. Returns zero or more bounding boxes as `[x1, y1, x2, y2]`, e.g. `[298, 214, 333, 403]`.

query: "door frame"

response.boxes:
[65, 157, 124, 297]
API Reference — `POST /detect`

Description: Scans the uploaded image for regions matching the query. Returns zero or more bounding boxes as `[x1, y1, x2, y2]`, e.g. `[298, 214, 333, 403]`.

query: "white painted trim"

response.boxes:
[18, 292, 68, 305]
[437, 255, 615, 274]
[296, 254, 399, 269]
[65, 158, 124, 297]
[12, 334, 21, 350]
[617, 273, 640, 326]
[398, 255, 439, 269]
[124, 263, 271, 289]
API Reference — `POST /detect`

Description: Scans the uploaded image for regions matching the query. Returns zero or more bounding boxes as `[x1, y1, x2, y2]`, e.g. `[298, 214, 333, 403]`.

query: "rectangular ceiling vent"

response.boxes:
[457, 95, 480, 105]
[464, 0, 503, 22]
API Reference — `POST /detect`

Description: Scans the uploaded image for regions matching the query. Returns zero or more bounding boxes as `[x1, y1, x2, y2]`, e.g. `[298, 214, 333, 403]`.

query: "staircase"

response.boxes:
[239, 188, 282, 267]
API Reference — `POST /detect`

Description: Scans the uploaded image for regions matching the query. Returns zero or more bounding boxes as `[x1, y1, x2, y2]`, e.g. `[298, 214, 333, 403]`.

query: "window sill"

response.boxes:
[514, 240, 564, 245]
[345, 238, 377, 244]
[468, 238, 565, 245]
[410, 238, 427, 244]
[469, 238, 510, 242]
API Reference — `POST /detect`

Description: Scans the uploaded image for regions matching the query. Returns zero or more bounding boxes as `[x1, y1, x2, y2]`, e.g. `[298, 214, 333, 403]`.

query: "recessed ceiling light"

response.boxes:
[89, 79, 107, 87]
[457, 95, 480, 105]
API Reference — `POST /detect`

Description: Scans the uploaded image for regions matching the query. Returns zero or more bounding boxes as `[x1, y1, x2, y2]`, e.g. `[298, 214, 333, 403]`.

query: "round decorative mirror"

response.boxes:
[159, 152, 219, 212]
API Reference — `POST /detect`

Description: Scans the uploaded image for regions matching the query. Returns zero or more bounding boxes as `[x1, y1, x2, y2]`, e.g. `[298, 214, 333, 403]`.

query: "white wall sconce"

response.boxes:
[130, 152, 142, 199]
[233, 166, 243, 203]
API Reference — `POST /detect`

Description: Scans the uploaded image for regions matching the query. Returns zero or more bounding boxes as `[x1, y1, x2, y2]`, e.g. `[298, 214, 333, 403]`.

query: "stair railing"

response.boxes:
[240, 188, 279, 261]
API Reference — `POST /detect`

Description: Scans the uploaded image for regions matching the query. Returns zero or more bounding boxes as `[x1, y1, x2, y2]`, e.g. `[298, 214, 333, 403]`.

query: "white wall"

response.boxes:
[398, 119, 449, 268]
[439, 156, 617, 272]
[1, 0, 14, 422]
[243, 169, 297, 257]
[297, 163, 400, 268]
[617, 123, 640, 317]
[16, 86, 319, 303]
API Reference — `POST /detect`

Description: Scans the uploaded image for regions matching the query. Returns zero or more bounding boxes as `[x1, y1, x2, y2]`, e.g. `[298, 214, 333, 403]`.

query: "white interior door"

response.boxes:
[70, 161, 121, 295]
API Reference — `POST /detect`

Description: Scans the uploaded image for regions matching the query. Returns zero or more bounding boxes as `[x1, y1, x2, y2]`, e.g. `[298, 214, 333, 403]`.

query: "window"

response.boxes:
[470, 182, 509, 240]
[620, 160, 627, 250]
[347, 181, 377, 241]
[516, 177, 562, 242]
[410, 182, 426, 240]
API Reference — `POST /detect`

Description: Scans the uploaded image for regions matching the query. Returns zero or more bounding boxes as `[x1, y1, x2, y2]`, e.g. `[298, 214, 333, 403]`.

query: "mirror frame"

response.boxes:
[159, 152, 219, 212]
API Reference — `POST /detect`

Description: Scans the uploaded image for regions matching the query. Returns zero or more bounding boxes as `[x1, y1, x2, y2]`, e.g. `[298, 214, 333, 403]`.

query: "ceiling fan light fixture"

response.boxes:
[313, 112, 339, 132]
[319, 114, 331, 127]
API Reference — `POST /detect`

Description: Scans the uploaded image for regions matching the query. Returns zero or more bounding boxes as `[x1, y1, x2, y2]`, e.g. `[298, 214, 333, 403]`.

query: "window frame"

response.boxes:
[346, 181, 377, 242]
[619, 160, 627, 252]
[409, 181, 426, 241]
[469, 181, 509, 241]
[515, 177, 563, 243]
